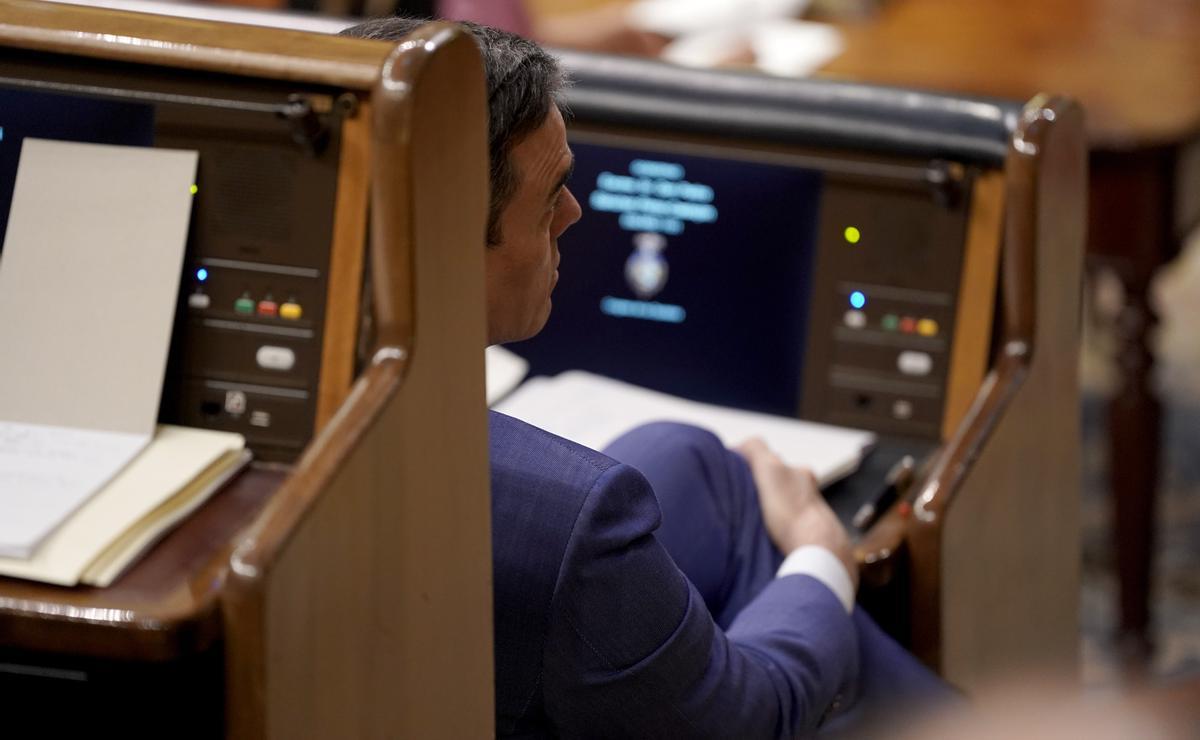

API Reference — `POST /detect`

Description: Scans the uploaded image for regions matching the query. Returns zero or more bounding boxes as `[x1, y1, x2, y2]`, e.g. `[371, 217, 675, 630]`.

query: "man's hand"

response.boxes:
[735, 438, 859, 589]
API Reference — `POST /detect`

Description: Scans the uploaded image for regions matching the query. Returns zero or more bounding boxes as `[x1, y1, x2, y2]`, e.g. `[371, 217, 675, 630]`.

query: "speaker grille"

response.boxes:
[207, 146, 296, 243]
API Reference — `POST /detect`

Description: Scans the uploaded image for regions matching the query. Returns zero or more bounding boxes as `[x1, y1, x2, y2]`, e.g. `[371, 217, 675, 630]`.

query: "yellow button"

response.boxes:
[280, 301, 303, 321]
[917, 318, 939, 337]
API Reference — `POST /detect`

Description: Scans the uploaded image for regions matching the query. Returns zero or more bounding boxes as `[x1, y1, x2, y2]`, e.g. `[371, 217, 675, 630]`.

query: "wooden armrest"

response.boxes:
[0, 0, 387, 88]
[219, 23, 492, 737]
[218, 13, 442, 577]
[856, 97, 1087, 684]
[858, 95, 1076, 552]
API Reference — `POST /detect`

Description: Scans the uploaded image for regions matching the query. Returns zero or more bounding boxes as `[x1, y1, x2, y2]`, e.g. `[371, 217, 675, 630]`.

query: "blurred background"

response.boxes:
[76, 0, 1200, 701]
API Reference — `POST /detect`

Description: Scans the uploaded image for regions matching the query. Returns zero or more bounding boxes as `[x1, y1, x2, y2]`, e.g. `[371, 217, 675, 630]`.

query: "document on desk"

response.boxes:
[495, 371, 876, 487]
[0, 138, 198, 558]
[0, 425, 247, 586]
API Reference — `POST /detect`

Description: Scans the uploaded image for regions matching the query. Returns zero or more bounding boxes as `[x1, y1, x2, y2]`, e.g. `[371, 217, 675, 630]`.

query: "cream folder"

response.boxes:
[0, 425, 246, 587]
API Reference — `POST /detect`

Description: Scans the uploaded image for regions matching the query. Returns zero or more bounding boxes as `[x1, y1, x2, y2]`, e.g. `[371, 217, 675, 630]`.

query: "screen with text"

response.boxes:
[511, 138, 823, 416]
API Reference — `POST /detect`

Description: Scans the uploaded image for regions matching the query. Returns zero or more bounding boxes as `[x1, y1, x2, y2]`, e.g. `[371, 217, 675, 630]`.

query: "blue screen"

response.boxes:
[0, 88, 155, 249]
[510, 139, 823, 416]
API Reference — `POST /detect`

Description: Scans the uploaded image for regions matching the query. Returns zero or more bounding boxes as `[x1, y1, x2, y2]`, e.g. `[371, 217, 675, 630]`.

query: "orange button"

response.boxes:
[917, 318, 939, 337]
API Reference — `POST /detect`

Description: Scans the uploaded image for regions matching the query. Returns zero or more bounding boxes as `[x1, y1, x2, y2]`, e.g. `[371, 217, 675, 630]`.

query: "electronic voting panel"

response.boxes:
[0, 55, 363, 461]
[511, 53, 1011, 441]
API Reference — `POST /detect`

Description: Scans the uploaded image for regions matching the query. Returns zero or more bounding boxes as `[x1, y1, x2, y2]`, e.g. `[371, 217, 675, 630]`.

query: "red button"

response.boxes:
[899, 316, 917, 334]
[256, 299, 278, 317]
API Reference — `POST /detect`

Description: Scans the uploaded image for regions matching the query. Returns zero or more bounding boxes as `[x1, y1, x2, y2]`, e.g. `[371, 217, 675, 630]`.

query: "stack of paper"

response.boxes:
[0, 137, 247, 585]
[0, 426, 248, 586]
[495, 371, 875, 487]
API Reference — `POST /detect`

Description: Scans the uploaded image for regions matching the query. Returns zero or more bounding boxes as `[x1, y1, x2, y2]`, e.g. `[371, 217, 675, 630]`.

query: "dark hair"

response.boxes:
[341, 16, 567, 245]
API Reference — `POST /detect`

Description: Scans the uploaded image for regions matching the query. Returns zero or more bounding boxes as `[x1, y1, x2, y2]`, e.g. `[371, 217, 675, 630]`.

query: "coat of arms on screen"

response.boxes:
[625, 232, 669, 300]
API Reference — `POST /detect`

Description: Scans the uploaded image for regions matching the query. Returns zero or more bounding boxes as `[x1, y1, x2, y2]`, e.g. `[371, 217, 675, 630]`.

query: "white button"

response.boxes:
[843, 310, 867, 329]
[188, 293, 211, 310]
[224, 390, 247, 416]
[250, 410, 272, 428]
[897, 351, 933, 376]
[256, 345, 295, 371]
[892, 399, 914, 420]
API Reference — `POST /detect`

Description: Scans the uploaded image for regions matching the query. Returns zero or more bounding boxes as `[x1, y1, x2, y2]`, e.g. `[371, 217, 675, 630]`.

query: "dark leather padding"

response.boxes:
[554, 49, 1021, 165]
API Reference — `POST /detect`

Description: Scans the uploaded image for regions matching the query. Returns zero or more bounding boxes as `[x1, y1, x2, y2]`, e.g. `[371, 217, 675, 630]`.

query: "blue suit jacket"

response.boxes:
[490, 411, 860, 738]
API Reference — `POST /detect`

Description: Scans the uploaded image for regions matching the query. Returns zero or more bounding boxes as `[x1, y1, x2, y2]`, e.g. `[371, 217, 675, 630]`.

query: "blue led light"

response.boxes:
[849, 290, 867, 309]
[196, 268, 209, 282]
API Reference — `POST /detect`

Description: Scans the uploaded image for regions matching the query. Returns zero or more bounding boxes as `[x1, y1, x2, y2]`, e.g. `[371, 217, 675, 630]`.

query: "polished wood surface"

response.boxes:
[315, 104, 372, 430]
[0, 0, 393, 658]
[857, 96, 1087, 689]
[0, 0, 391, 87]
[221, 23, 492, 738]
[821, 0, 1200, 148]
[941, 169, 1004, 440]
[0, 467, 283, 662]
[0, 7, 492, 736]
[937, 96, 1086, 688]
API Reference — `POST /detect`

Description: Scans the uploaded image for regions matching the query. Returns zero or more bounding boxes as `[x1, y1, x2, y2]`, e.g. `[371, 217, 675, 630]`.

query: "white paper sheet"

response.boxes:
[0, 425, 244, 583]
[0, 139, 198, 557]
[486, 345, 530, 405]
[495, 371, 875, 487]
[0, 139, 198, 434]
[0, 422, 146, 558]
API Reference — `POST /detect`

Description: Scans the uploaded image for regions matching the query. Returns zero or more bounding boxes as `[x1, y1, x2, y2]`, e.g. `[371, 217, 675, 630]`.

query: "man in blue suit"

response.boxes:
[345, 17, 951, 738]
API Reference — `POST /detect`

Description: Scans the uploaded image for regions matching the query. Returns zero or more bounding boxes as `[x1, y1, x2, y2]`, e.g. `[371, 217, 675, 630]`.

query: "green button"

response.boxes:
[234, 297, 255, 315]
[881, 314, 900, 331]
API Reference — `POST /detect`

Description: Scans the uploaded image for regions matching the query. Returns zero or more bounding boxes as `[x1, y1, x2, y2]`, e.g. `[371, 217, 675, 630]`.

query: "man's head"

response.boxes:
[342, 17, 582, 344]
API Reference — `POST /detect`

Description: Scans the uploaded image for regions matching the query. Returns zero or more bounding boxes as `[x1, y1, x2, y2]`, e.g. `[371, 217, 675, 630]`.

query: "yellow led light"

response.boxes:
[189, 184, 199, 195]
[280, 301, 303, 321]
[844, 226, 861, 244]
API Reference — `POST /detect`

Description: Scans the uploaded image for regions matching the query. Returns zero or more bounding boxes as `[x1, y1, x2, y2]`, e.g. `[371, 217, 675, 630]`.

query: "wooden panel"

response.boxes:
[0, 0, 390, 89]
[316, 104, 371, 430]
[937, 99, 1087, 690]
[221, 23, 492, 738]
[858, 97, 1087, 685]
[941, 170, 1004, 439]
[0, 9, 490, 736]
[355, 29, 491, 734]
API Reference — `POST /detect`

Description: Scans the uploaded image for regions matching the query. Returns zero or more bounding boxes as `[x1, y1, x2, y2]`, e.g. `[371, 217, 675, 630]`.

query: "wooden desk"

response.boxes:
[0, 6, 493, 735]
[818, 0, 1200, 670]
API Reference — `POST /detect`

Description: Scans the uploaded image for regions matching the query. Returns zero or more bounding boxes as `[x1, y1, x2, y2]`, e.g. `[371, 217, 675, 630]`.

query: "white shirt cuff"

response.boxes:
[776, 545, 855, 614]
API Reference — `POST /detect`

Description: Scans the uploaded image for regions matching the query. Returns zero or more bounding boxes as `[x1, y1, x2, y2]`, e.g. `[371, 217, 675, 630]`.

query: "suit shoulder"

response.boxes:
[489, 410, 642, 732]
[489, 410, 621, 496]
